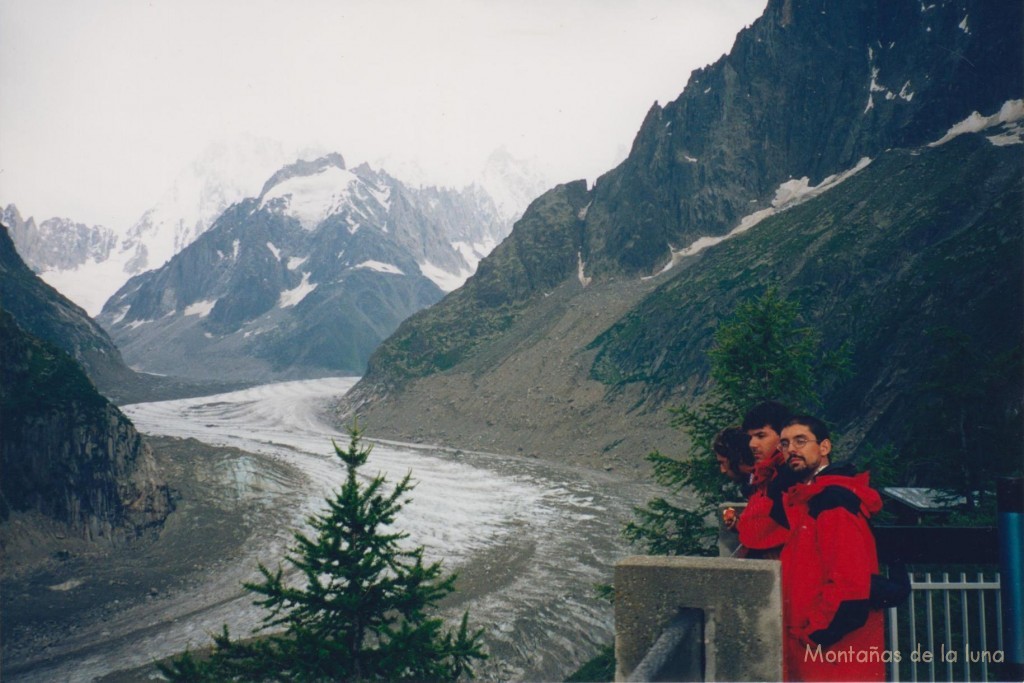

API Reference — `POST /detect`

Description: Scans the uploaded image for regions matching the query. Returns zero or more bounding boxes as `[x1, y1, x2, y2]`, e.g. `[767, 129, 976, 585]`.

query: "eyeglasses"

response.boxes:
[779, 436, 819, 449]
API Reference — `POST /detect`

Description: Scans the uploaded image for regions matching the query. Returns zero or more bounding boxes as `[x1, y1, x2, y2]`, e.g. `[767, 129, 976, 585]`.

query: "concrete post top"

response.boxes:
[616, 554, 780, 572]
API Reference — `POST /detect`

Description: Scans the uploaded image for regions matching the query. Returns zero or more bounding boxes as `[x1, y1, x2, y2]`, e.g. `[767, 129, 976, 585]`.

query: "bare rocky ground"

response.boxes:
[341, 275, 693, 477]
[1, 436, 298, 681]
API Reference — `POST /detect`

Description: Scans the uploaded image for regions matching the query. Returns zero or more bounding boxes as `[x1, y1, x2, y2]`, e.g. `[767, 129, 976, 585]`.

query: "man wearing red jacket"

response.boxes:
[736, 401, 799, 557]
[779, 416, 885, 682]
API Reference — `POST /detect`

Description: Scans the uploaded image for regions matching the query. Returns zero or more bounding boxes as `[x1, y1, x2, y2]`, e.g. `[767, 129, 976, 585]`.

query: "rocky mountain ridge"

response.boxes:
[343, 127, 1022, 470]
[2, 205, 118, 273]
[6, 141, 548, 319]
[0, 224, 139, 395]
[4, 138, 298, 317]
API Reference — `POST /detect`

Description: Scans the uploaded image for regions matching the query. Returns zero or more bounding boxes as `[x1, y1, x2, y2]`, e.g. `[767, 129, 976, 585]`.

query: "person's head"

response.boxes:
[780, 415, 832, 480]
[713, 426, 755, 483]
[742, 401, 792, 461]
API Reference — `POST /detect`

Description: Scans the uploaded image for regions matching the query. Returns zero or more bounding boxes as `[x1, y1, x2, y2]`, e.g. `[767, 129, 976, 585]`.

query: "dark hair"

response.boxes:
[784, 415, 831, 442]
[741, 401, 793, 433]
[713, 426, 754, 473]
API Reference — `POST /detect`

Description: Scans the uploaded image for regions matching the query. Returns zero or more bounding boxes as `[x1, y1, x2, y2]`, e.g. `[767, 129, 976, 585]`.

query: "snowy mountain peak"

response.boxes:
[258, 154, 391, 232]
[477, 147, 552, 223]
[257, 153, 347, 197]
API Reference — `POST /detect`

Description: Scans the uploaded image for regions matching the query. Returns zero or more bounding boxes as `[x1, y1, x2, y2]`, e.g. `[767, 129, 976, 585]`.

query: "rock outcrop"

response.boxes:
[0, 310, 173, 566]
[0, 225, 174, 572]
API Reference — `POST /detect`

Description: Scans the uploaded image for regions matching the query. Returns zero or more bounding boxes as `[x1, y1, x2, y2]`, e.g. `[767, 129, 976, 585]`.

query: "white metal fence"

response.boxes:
[886, 571, 1003, 682]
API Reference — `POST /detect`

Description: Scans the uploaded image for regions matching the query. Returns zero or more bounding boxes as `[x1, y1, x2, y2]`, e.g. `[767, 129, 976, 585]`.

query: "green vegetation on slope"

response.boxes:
[588, 136, 1023, 475]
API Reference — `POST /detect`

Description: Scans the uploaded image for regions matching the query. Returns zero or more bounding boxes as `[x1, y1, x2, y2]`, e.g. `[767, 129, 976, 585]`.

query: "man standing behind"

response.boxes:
[736, 401, 797, 556]
[779, 416, 884, 682]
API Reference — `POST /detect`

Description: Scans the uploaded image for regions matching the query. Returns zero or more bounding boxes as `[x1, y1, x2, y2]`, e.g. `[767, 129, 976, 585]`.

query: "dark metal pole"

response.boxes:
[626, 609, 704, 682]
[998, 477, 1024, 682]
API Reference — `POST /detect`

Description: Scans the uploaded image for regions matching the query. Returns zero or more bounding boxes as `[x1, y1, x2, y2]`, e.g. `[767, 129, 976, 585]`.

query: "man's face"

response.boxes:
[746, 425, 781, 461]
[780, 423, 831, 479]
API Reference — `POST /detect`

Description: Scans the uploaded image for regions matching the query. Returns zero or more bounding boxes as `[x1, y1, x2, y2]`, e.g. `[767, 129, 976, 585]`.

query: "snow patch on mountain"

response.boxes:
[929, 99, 1024, 147]
[651, 156, 874, 277]
[418, 261, 471, 292]
[354, 261, 404, 275]
[184, 299, 217, 317]
[864, 46, 915, 113]
[414, 236, 498, 292]
[453, 238, 498, 268]
[279, 273, 317, 308]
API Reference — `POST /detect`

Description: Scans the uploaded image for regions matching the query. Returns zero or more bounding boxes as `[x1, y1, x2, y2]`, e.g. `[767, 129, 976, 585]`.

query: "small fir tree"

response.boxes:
[625, 287, 849, 556]
[159, 423, 486, 681]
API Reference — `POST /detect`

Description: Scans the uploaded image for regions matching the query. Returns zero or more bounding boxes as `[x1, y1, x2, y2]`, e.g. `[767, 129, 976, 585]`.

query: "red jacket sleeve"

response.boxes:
[737, 488, 790, 549]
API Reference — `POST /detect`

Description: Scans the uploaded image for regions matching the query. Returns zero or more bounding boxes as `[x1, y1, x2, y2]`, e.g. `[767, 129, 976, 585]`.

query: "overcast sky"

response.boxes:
[1, 0, 766, 231]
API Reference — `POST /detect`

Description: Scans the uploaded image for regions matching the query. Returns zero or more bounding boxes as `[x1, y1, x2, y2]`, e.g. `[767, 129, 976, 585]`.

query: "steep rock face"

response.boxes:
[0, 310, 173, 554]
[582, 0, 1020, 276]
[354, 0, 1021, 394]
[0, 225, 138, 395]
[98, 154, 509, 382]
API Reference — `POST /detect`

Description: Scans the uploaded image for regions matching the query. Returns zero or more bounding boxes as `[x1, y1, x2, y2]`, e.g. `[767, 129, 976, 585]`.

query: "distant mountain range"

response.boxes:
[339, 0, 1023, 474]
[5, 138, 298, 316]
[7, 139, 547, 318]
[96, 153, 532, 381]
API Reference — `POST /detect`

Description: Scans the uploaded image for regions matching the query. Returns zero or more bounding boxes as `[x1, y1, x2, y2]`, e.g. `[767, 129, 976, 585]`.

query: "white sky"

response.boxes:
[0, 0, 766, 231]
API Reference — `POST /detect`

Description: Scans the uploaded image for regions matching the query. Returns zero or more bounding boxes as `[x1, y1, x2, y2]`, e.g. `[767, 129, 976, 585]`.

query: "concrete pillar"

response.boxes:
[614, 555, 783, 682]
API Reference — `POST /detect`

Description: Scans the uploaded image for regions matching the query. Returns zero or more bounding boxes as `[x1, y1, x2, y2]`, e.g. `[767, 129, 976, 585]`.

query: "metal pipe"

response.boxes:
[627, 608, 704, 682]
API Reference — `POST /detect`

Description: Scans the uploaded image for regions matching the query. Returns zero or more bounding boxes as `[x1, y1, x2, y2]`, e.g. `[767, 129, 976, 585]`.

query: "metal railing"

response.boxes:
[886, 571, 1003, 682]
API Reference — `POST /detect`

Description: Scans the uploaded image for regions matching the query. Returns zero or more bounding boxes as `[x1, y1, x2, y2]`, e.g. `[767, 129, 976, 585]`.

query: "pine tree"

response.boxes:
[625, 288, 849, 556]
[159, 423, 486, 681]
